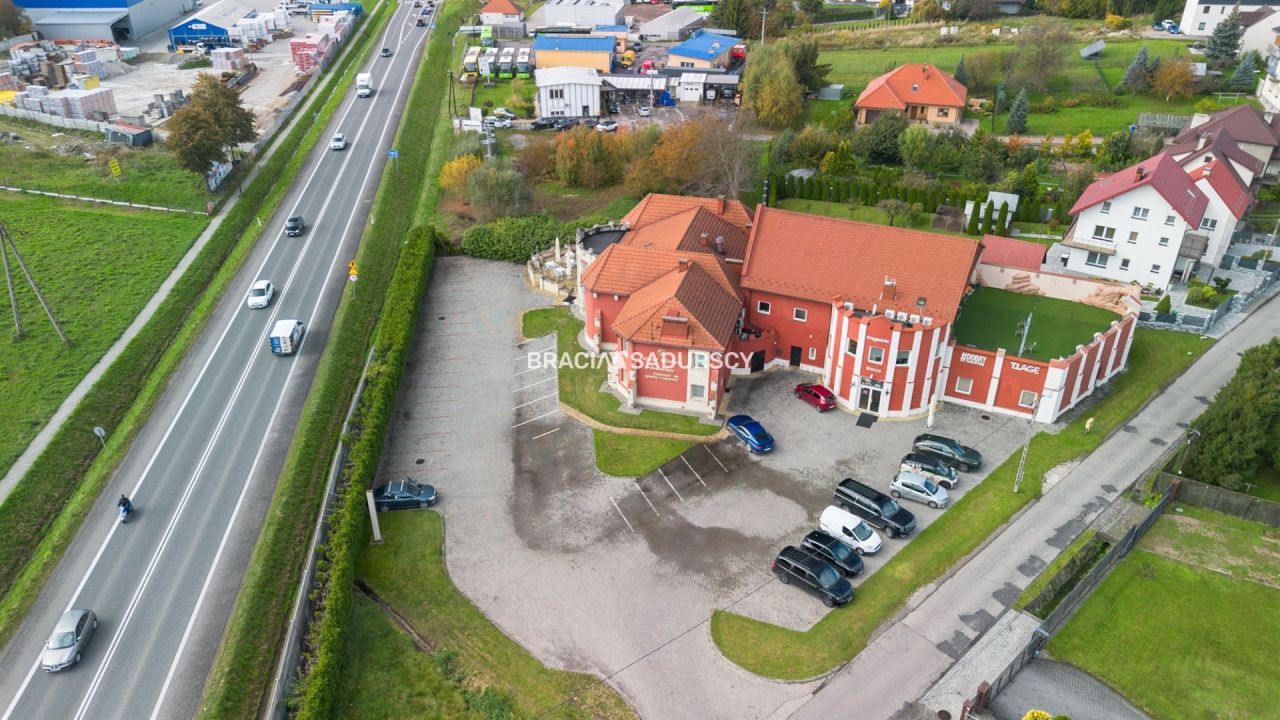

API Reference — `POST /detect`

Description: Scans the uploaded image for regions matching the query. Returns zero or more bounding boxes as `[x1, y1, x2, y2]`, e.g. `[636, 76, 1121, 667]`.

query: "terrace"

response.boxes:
[952, 287, 1120, 363]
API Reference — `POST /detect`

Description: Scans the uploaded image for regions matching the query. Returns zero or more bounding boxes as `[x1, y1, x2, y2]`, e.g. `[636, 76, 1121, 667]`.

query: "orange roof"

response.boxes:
[480, 0, 522, 14]
[581, 244, 740, 299]
[620, 207, 750, 260]
[978, 235, 1047, 272]
[621, 193, 753, 232]
[740, 206, 980, 323]
[612, 263, 742, 351]
[855, 63, 967, 112]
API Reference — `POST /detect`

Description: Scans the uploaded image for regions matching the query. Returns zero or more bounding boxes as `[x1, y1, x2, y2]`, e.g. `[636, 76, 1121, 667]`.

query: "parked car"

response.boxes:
[819, 505, 882, 555]
[637, 105, 652, 117]
[247, 279, 274, 309]
[900, 452, 959, 489]
[329, 132, 347, 150]
[890, 470, 950, 508]
[372, 477, 438, 511]
[492, 107, 516, 119]
[629, 41, 643, 52]
[530, 117, 557, 130]
[595, 119, 619, 132]
[553, 117, 578, 130]
[727, 414, 775, 453]
[912, 433, 983, 472]
[42, 609, 97, 672]
[380, 47, 392, 57]
[800, 530, 864, 577]
[833, 478, 916, 538]
[284, 215, 305, 237]
[607, 102, 621, 114]
[483, 116, 512, 128]
[771, 546, 853, 608]
[794, 383, 836, 411]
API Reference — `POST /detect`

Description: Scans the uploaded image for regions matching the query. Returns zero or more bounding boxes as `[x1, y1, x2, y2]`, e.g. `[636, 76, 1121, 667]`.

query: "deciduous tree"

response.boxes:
[0, 0, 30, 37]
[1152, 56, 1195, 100]
[877, 199, 912, 226]
[166, 73, 257, 177]
[1011, 21, 1071, 92]
[439, 154, 483, 197]
[1185, 338, 1280, 489]
[741, 45, 804, 129]
[850, 111, 908, 165]
[467, 159, 532, 220]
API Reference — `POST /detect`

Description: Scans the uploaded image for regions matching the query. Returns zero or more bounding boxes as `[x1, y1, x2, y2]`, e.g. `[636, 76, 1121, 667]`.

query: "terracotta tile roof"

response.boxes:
[620, 207, 750, 260]
[620, 193, 753, 232]
[1187, 159, 1252, 219]
[1167, 127, 1265, 178]
[1175, 105, 1280, 149]
[480, 0, 522, 13]
[612, 263, 742, 350]
[978, 235, 1047, 271]
[1069, 152, 1208, 226]
[740, 206, 980, 324]
[855, 63, 967, 112]
[581, 243, 740, 299]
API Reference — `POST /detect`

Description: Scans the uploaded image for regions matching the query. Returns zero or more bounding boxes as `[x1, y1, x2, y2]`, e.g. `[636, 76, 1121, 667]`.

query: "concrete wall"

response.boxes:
[972, 263, 1141, 315]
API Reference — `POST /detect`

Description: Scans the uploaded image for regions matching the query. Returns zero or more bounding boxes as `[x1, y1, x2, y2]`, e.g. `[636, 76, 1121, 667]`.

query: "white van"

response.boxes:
[819, 505, 883, 556]
[269, 319, 304, 355]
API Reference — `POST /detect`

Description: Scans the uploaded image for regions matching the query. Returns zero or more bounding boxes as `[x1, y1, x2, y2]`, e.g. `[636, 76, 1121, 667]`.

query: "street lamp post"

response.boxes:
[1176, 428, 1201, 475]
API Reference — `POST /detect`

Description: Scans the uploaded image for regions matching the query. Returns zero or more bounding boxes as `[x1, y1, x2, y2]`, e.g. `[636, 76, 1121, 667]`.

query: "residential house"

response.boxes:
[1238, 7, 1280, 54]
[667, 30, 738, 69]
[478, 0, 523, 25]
[1166, 127, 1265, 186]
[535, 66, 602, 117]
[1179, 0, 1280, 36]
[1186, 158, 1253, 267]
[1175, 105, 1280, 178]
[854, 63, 967, 127]
[531, 35, 615, 72]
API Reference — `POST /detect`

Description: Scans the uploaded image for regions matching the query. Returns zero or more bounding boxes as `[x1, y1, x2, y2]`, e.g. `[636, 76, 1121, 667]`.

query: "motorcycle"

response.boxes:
[118, 501, 132, 524]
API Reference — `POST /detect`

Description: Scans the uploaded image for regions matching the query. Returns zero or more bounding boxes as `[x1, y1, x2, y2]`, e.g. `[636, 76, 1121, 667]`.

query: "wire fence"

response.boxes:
[0, 185, 211, 216]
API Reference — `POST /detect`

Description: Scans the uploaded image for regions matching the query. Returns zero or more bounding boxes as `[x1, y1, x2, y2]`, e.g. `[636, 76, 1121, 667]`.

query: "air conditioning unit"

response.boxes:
[909, 314, 921, 324]
[894, 311, 908, 321]
[922, 316, 934, 326]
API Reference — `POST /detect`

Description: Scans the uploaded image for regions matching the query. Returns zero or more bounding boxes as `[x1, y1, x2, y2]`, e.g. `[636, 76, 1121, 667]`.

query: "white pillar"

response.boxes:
[366, 490, 383, 544]
[985, 349, 1005, 410]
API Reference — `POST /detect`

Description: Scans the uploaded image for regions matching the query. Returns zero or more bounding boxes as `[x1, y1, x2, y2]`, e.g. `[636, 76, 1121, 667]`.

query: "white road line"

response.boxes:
[513, 376, 554, 392]
[514, 391, 557, 410]
[704, 445, 728, 472]
[681, 455, 706, 487]
[633, 481, 660, 516]
[610, 497, 634, 532]
[513, 365, 543, 376]
[531, 428, 560, 440]
[658, 468, 684, 503]
[512, 409, 558, 429]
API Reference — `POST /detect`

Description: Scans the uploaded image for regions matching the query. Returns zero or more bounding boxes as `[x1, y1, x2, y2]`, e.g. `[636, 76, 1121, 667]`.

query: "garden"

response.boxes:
[952, 287, 1122, 362]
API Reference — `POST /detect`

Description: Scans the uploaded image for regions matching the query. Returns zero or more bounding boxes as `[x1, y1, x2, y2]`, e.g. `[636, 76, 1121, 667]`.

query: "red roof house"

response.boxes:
[854, 63, 968, 127]
[1069, 152, 1208, 226]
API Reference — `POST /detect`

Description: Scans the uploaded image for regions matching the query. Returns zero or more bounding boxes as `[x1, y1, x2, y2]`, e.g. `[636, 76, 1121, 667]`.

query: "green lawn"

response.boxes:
[1140, 504, 1280, 587]
[953, 287, 1121, 362]
[0, 196, 206, 478]
[1244, 465, 1280, 502]
[354, 511, 636, 719]
[1013, 528, 1098, 611]
[468, 77, 535, 114]
[777, 197, 961, 234]
[711, 328, 1212, 679]
[1051, 510, 1280, 720]
[593, 431, 692, 477]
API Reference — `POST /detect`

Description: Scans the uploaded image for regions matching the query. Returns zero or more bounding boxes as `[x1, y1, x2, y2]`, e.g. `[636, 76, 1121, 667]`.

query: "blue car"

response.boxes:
[727, 414, 775, 453]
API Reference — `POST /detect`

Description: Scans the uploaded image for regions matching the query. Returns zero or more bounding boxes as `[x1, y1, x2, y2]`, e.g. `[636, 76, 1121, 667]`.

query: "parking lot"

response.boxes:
[379, 257, 1033, 718]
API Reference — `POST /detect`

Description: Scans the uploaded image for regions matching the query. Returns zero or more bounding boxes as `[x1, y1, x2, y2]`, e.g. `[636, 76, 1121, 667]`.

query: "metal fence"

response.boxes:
[1154, 472, 1280, 527]
[1137, 261, 1280, 334]
[0, 104, 109, 133]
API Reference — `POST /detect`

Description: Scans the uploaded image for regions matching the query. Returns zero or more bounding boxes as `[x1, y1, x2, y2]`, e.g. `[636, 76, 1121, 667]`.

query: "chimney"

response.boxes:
[1196, 132, 1209, 151]
[717, 196, 726, 214]
[1267, 111, 1276, 124]
[714, 236, 725, 253]
[881, 276, 897, 301]
[1134, 165, 1146, 182]
[699, 231, 709, 247]
[677, 258, 691, 271]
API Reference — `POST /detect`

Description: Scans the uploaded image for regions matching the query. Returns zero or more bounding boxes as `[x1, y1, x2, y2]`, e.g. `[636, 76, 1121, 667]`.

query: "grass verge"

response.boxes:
[0, 0, 390, 651]
[594, 431, 693, 477]
[354, 511, 637, 719]
[1013, 528, 1097, 611]
[710, 328, 1212, 679]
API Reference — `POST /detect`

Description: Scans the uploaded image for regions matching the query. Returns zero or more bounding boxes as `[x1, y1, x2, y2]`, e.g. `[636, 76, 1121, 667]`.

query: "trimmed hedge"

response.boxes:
[0, 0, 391, 650]
[770, 171, 981, 214]
[461, 212, 614, 262]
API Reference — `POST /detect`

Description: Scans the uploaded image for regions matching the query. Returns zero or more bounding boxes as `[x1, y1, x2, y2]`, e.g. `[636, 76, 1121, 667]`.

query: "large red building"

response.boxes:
[576, 195, 1137, 423]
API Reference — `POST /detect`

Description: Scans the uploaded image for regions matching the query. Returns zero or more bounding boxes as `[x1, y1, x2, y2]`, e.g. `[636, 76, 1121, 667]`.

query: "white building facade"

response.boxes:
[535, 66, 602, 117]
[1062, 184, 1200, 288]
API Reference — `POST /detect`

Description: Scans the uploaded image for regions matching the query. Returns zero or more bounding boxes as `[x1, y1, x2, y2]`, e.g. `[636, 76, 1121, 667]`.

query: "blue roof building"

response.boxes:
[593, 24, 626, 31]
[668, 31, 737, 68]
[532, 35, 616, 53]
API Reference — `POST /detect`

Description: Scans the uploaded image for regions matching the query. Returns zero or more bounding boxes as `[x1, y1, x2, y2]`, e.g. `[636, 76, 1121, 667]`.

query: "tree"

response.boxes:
[0, 0, 31, 37]
[912, 0, 946, 21]
[1062, 163, 1096, 208]
[965, 203, 981, 234]
[790, 124, 837, 164]
[898, 125, 932, 172]
[702, 121, 756, 197]
[1184, 338, 1280, 489]
[1015, 162, 1040, 200]
[1121, 46, 1150, 93]
[953, 55, 968, 87]
[850, 111, 909, 165]
[980, 200, 995, 234]
[1155, 293, 1172, 315]
[166, 73, 257, 177]
[963, 51, 1004, 93]
[780, 36, 831, 94]
[877, 199, 912, 226]
[1230, 53, 1259, 91]
[741, 45, 804, 129]
[467, 159, 532, 220]
[440, 154, 483, 197]
[1152, 57, 1195, 101]
[819, 140, 859, 176]
[1097, 130, 1133, 169]
[1206, 7, 1243, 67]
[1006, 88, 1030, 134]
[190, 73, 257, 147]
[951, 0, 998, 20]
[797, 0, 823, 13]
[1011, 21, 1072, 92]
[709, 0, 754, 38]
[995, 201, 1010, 235]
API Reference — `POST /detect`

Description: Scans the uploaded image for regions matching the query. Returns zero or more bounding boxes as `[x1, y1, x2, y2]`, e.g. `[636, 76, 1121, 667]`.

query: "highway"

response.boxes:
[0, 3, 436, 718]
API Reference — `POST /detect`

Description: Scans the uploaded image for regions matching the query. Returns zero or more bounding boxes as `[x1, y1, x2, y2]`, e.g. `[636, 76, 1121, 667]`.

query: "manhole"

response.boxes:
[415, 458, 425, 465]
[979, 413, 991, 421]
[437, 315, 445, 320]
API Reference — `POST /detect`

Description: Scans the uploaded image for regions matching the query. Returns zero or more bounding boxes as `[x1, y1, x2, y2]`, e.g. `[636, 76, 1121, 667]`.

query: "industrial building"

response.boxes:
[541, 0, 623, 27]
[531, 34, 614, 72]
[167, 0, 255, 50]
[16, 0, 188, 42]
[535, 66, 602, 117]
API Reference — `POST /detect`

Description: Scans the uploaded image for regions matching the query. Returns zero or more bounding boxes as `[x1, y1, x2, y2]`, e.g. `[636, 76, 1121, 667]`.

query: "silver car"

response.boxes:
[890, 470, 949, 509]
[43, 609, 97, 671]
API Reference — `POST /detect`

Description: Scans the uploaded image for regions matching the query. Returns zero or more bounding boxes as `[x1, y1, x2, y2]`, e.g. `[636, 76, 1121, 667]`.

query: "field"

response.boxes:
[0, 195, 206, 477]
[1050, 506, 1280, 720]
[953, 287, 1121, 362]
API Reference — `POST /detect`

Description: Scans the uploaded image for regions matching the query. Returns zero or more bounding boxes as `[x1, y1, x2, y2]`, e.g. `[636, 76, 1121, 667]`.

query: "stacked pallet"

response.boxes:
[317, 11, 353, 43]
[73, 49, 107, 79]
[0, 73, 17, 92]
[211, 47, 247, 71]
[15, 85, 48, 112]
[289, 32, 332, 74]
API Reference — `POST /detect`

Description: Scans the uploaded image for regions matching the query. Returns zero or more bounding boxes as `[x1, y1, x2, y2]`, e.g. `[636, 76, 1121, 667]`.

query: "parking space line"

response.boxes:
[633, 481, 660, 515]
[513, 376, 555, 392]
[513, 364, 543, 376]
[610, 497, 635, 532]
[514, 392, 557, 410]
[512, 409, 558, 428]
[658, 468, 684, 503]
[531, 428, 559, 440]
[681, 455, 706, 487]
[704, 445, 728, 472]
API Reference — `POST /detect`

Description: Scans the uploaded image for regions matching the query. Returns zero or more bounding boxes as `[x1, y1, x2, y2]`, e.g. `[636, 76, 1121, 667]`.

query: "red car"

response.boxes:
[795, 383, 836, 411]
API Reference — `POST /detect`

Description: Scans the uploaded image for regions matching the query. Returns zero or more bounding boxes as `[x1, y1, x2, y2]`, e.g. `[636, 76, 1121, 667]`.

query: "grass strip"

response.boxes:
[197, 2, 471, 716]
[593, 431, 693, 477]
[1013, 528, 1098, 611]
[0, 0, 391, 651]
[710, 329, 1212, 679]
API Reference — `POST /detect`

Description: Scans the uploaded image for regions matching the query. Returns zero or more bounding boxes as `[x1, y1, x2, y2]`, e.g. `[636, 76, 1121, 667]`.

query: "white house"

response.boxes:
[1187, 159, 1252, 267]
[1174, 105, 1280, 178]
[1239, 7, 1280, 54]
[535, 66, 602, 117]
[1167, 127, 1265, 186]
[1060, 152, 1210, 289]
[479, 0, 524, 25]
[542, 0, 623, 27]
[1179, 0, 1277, 36]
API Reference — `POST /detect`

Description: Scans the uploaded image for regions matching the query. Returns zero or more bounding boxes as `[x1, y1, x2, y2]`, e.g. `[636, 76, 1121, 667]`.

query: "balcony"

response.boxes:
[1060, 221, 1117, 255]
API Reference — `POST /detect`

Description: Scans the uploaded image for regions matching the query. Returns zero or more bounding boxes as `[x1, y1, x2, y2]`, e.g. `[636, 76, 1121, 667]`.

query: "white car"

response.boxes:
[637, 105, 652, 117]
[819, 505, 883, 556]
[329, 132, 347, 150]
[595, 120, 619, 132]
[491, 107, 516, 119]
[890, 470, 950, 509]
[483, 116, 512, 129]
[247, 279, 274, 309]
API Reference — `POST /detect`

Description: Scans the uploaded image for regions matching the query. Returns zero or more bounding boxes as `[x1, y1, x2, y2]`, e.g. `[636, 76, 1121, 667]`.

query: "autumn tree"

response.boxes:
[741, 45, 804, 129]
[0, 0, 30, 37]
[1011, 21, 1071, 92]
[440, 154, 483, 197]
[1152, 56, 1195, 100]
[167, 73, 257, 177]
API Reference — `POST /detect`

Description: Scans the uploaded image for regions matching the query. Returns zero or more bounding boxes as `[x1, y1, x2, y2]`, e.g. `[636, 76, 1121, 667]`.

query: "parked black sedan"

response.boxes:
[372, 477, 437, 511]
[912, 433, 983, 472]
[530, 117, 557, 130]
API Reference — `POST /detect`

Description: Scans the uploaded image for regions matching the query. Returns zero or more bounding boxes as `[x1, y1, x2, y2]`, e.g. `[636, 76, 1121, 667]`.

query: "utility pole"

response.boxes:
[0, 222, 68, 344]
[760, 6, 768, 45]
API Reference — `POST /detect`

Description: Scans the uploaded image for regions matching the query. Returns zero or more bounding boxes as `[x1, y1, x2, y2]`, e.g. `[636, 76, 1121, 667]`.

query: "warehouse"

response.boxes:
[17, 0, 187, 41]
[637, 7, 704, 42]
[541, 0, 623, 27]
[531, 34, 614, 72]
[535, 66, 602, 117]
[168, 0, 255, 50]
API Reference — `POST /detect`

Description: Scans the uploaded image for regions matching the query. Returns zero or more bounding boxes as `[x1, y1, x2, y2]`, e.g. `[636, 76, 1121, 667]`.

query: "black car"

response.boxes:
[372, 477, 438, 511]
[607, 103, 620, 114]
[833, 478, 917, 538]
[284, 215, 305, 236]
[900, 452, 960, 489]
[800, 531, 864, 577]
[912, 433, 983, 472]
[553, 117, 579, 130]
[530, 117, 557, 130]
[380, 47, 392, 57]
[771, 546, 853, 608]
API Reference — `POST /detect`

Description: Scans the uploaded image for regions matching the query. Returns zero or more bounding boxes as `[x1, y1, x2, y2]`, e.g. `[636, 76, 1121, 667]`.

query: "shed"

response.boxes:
[817, 84, 844, 101]
[677, 72, 706, 102]
[637, 7, 705, 42]
[104, 122, 153, 146]
[168, 0, 254, 49]
[1079, 39, 1105, 59]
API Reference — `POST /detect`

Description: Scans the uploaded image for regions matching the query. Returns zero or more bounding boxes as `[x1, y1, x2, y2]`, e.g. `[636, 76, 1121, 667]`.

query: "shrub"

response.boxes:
[439, 154, 482, 198]
[466, 159, 532, 220]
[1212, 276, 1232, 291]
[1104, 13, 1131, 30]
[1155, 293, 1172, 314]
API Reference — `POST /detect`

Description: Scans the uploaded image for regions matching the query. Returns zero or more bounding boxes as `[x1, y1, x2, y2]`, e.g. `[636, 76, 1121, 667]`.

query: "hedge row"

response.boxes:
[811, 3, 875, 22]
[197, 2, 470, 717]
[461, 212, 615, 262]
[294, 225, 437, 720]
[768, 173, 1045, 224]
[0, 0, 389, 650]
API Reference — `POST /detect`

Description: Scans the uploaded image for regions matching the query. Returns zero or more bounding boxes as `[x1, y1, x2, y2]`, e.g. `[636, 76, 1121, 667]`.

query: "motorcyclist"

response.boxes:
[118, 495, 133, 515]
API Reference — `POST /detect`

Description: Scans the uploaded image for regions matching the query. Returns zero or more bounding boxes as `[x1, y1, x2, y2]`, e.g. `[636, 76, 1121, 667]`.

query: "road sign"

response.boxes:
[109, 158, 122, 178]
[388, 149, 399, 158]
[348, 260, 358, 276]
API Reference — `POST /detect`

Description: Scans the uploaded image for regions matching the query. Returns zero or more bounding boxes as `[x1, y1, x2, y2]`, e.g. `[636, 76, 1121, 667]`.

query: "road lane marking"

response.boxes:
[704, 445, 728, 472]
[681, 455, 706, 487]
[658, 468, 684, 503]
[513, 376, 554, 392]
[531, 428, 559, 440]
[633, 481, 660, 516]
[610, 497, 634, 533]
[514, 392, 557, 410]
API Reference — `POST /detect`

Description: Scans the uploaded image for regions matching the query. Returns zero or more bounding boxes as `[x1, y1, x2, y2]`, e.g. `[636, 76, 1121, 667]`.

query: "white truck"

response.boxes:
[356, 72, 373, 98]
[269, 319, 304, 355]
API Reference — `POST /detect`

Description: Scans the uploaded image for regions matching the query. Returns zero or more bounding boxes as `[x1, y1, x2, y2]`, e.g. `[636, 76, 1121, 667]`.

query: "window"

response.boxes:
[793, 307, 808, 322]
[1091, 225, 1116, 241]
[1085, 251, 1109, 268]
[1198, 21, 1206, 30]
[1127, 231, 1138, 244]
[868, 347, 885, 364]
[954, 376, 973, 395]
[1018, 390, 1038, 408]
[1164, 214, 1176, 226]
[808, 347, 817, 361]
[1200, 217, 1219, 231]
[846, 339, 858, 355]
[937, 108, 950, 118]
[896, 350, 910, 365]
[1120, 258, 1131, 270]
[690, 384, 705, 399]
[691, 352, 707, 369]
[1151, 264, 1161, 274]
[1158, 236, 1169, 246]
[1100, 201, 1112, 214]
[1132, 207, 1150, 220]
[679, 61, 693, 68]
[549, 88, 564, 100]
[756, 300, 771, 315]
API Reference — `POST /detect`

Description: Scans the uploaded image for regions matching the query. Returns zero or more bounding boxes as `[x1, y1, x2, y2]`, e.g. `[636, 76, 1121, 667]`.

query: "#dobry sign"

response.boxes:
[959, 352, 986, 366]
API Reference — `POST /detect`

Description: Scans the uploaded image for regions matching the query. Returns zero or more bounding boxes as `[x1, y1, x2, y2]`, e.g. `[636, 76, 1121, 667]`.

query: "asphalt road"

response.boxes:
[0, 4, 436, 718]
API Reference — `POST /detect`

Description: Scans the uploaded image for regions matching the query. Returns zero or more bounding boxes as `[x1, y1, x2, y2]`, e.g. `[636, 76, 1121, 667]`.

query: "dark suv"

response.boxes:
[284, 215, 305, 237]
[833, 478, 917, 538]
[901, 452, 960, 489]
[771, 546, 853, 608]
[530, 117, 556, 130]
[800, 531, 864, 577]
[912, 433, 983, 472]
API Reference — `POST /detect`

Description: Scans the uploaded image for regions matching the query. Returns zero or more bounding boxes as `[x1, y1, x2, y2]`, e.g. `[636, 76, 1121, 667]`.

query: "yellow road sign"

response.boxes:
[109, 158, 122, 177]
[347, 260, 358, 276]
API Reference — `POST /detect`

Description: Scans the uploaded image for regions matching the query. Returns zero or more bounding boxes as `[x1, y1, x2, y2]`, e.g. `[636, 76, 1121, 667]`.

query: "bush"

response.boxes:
[439, 155, 482, 198]
[460, 213, 611, 263]
[466, 159, 532, 220]
[1155, 293, 1172, 314]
